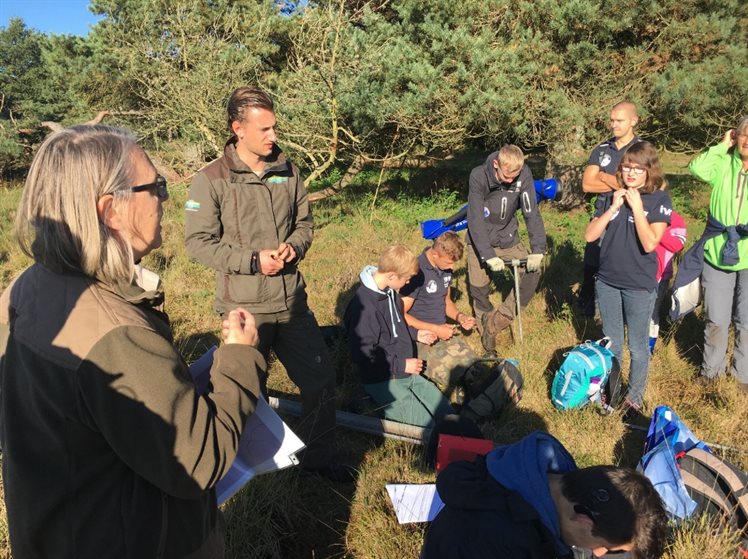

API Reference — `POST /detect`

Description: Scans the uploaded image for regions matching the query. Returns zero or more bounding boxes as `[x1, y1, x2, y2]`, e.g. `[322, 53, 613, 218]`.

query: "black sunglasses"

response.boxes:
[129, 175, 169, 200]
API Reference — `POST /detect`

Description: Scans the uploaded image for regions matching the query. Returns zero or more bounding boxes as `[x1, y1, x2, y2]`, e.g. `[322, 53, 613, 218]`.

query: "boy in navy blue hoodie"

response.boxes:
[421, 432, 667, 559]
[344, 245, 454, 428]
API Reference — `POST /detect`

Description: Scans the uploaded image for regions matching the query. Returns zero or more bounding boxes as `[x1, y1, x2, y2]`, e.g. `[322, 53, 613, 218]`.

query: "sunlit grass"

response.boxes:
[0, 156, 745, 557]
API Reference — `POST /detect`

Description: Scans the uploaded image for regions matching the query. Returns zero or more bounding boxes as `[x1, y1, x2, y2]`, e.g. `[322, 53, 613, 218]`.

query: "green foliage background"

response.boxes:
[0, 3, 748, 554]
[1, 0, 747, 179]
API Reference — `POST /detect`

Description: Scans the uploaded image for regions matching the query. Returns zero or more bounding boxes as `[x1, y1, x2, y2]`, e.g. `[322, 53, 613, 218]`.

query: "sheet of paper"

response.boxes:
[189, 347, 306, 505]
[385, 484, 444, 524]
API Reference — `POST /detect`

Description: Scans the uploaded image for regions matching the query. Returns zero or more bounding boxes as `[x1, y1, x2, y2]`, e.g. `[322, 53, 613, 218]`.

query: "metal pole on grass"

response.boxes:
[503, 258, 527, 343]
[267, 396, 429, 445]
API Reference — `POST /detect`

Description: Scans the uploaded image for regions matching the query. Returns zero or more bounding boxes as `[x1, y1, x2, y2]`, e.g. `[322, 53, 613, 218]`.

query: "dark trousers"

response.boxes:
[254, 307, 337, 467]
[578, 242, 599, 310]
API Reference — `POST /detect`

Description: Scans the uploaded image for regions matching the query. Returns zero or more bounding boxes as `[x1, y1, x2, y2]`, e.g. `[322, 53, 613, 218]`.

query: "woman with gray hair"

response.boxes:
[0, 125, 265, 558]
[689, 116, 748, 389]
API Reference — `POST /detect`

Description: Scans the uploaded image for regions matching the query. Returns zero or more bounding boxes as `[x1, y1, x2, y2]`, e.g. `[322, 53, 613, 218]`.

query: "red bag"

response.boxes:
[436, 433, 494, 474]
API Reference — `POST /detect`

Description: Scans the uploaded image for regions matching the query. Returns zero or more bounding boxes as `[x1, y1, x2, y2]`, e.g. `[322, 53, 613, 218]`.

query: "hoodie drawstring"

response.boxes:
[386, 288, 402, 338]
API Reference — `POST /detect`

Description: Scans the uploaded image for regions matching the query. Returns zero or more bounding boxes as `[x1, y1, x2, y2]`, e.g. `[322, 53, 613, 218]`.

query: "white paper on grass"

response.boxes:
[385, 484, 444, 524]
[189, 346, 306, 505]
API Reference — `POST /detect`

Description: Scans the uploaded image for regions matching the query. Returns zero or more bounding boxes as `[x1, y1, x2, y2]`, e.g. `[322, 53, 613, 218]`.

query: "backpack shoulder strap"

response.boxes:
[679, 468, 733, 513]
[687, 448, 748, 513]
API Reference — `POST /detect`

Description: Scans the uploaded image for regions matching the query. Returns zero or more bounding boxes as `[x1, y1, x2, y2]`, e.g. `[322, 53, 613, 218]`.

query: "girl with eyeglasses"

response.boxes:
[688, 116, 748, 390]
[584, 141, 672, 421]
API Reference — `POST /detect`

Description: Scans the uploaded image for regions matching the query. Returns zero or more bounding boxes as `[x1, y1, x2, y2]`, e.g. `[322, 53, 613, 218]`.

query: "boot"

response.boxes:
[485, 309, 512, 337]
[480, 314, 497, 356]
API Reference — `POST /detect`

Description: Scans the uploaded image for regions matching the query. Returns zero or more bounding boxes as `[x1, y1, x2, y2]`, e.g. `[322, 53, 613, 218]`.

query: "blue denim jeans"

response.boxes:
[596, 279, 657, 408]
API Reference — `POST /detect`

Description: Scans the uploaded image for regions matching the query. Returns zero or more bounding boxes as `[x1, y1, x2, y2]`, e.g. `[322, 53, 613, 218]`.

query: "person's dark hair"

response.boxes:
[226, 86, 274, 132]
[615, 141, 664, 194]
[561, 465, 668, 559]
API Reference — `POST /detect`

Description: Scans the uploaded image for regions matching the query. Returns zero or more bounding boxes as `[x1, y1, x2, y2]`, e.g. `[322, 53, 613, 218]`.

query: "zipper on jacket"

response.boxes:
[522, 191, 532, 214]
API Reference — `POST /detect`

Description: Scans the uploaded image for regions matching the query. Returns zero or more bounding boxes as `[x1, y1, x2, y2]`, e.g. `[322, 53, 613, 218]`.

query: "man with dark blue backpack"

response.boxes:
[421, 432, 667, 559]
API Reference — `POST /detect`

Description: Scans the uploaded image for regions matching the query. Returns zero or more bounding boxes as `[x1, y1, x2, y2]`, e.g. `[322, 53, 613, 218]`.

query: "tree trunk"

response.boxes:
[308, 155, 365, 202]
[547, 160, 587, 210]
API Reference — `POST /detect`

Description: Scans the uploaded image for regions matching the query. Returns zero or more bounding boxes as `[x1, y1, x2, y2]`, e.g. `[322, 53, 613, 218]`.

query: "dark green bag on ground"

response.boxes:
[458, 359, 523, 423]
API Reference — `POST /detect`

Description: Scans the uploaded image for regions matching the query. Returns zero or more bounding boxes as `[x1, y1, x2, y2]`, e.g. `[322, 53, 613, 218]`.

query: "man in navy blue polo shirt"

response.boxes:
[578, 101, 642, 316]
[401, 232, 478, 403]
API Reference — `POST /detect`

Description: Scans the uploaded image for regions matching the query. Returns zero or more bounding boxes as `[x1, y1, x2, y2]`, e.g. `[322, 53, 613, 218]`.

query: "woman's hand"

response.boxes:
[610, 188, 626, 211]
[722, 128, 737, 149]
[624, 187, 644, 214]
[222, 308, 259, 347]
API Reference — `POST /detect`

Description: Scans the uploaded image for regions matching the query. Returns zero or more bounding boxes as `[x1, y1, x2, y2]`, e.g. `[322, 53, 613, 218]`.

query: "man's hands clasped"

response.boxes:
[259, 242, 297, 275]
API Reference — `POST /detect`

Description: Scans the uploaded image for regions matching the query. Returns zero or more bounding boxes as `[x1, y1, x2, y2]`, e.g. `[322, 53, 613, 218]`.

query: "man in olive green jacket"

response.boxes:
[185, 87, 349, 480]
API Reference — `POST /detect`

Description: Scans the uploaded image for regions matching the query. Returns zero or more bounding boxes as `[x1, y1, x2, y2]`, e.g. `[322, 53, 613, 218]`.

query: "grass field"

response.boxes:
[0, 153, 746, 558]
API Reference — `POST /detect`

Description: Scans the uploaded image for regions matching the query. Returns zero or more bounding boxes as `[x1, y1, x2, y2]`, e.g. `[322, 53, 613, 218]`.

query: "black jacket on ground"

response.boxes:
[421, 456, 571, 559]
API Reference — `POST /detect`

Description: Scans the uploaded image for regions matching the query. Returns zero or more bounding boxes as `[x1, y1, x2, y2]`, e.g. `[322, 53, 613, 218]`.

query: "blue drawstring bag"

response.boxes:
[638, 405, 710, 519]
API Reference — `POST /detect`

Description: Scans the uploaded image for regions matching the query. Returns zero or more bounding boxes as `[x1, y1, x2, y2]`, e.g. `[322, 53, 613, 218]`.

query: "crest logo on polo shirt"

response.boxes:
[443, 275, 451, 289]
[483, 207, 490, 218]
[599, 153, 612, 167]
[426, 280, 437, 293]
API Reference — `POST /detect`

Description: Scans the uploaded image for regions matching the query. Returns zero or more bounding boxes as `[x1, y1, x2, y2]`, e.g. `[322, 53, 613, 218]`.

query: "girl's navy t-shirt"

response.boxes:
[596, 189, 672, 291]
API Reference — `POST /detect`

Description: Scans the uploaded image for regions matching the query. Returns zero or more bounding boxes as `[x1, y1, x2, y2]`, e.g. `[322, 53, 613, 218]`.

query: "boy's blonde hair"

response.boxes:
[378, 245, 419, 277]
[497, 145, 525, 171]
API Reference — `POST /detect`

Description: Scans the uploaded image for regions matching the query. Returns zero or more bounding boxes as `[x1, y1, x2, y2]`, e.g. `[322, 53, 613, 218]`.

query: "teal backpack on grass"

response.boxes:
[551, 338, 614, 410]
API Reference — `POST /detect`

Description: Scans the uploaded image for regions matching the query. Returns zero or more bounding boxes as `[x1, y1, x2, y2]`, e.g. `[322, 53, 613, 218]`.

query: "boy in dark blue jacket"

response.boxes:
[344, 245, 454, 428]
[421, 432, 667, 559]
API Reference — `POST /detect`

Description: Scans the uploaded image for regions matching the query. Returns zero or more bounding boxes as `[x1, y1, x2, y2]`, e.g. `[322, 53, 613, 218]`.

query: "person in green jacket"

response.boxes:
[1, 125, 264, 558]
[185, 86, 354, 481]
[688, 116, 748, 388]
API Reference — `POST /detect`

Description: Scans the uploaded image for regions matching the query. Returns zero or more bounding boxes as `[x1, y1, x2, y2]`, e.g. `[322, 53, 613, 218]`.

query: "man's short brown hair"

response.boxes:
[433, 231, 464, 261]
[378, 245, 419, 277]
[226, 86, 274, 131]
